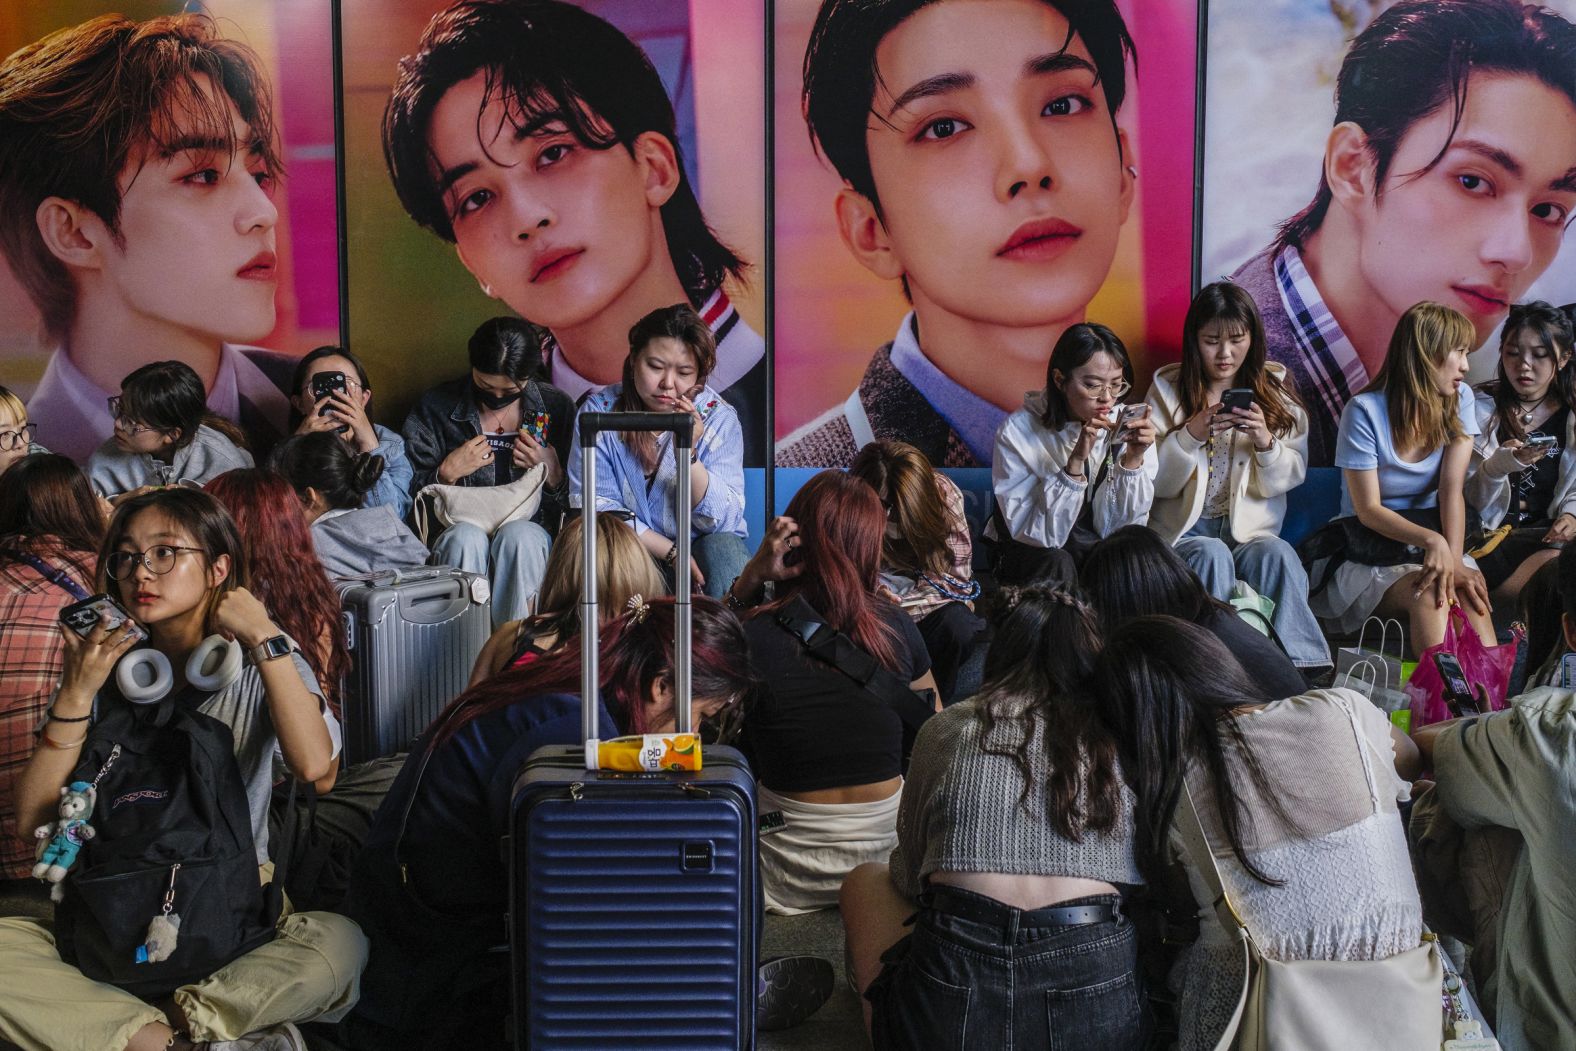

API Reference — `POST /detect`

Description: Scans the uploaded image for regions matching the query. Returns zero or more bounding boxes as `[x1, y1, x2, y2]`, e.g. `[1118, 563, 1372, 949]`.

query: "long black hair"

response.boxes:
[974, 584, 1123, 840]
[469, 316, 549, 382]
[118, 360, 245, 452]
[1094, 616, 1292, 886]
[1081, 524, 1229, 631]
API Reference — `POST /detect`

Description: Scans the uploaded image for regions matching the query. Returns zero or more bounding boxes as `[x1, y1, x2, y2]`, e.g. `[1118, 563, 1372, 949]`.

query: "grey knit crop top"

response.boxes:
[887, 692, 1143, 899]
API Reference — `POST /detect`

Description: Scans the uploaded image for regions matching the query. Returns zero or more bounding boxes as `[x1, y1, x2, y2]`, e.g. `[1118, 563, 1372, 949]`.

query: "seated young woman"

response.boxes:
[568, 304, 750, 598]
[88, 361, 253, 497]
[841, 585, 1146, 1050]
[339, 598, 752, 1051]
[1082, 525, 1308, 700]
[466, 512, 665, 686]
[849, 439, 985, 704]
[0, 455, 104, 886]
[1145, 282, 1329, 673]
[1466, 301, 1576, 606]
[1308, 302, 1494, 653]
[1094, 618, 1425, 1051]
[727, 470, 938, 914]
[989, 323, 1158, 586]
[0, 488, 363, 1051]
[288, 345, 415, 519]
[205, 469, 351, 745]
[271, 432, 429, 579]
[401, 316, 575, 626]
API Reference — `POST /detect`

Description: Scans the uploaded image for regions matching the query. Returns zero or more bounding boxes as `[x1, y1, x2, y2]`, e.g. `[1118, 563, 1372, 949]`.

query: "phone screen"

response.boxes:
[59, 594, 147, 642]
[1433, 653, 1478, 715]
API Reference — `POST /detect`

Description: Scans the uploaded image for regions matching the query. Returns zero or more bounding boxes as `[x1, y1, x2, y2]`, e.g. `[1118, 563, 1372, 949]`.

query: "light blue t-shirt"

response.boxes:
[1334, 389, 1479, 517]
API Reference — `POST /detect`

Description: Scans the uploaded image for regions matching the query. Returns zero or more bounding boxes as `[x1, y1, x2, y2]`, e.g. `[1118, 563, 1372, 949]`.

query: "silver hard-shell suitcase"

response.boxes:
[336, 566, 491, 763]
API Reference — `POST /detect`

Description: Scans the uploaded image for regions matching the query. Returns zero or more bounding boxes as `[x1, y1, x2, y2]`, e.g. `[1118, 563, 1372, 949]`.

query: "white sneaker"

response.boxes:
[204, 1022, 308, 1051]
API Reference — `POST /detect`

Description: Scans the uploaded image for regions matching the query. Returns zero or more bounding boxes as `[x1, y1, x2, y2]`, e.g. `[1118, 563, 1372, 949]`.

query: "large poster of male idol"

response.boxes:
[0, 0, 340, 461]
[1199, 0, 1576, 466]
[772, 0, 1200, 470]
[338, 0, 769, 465]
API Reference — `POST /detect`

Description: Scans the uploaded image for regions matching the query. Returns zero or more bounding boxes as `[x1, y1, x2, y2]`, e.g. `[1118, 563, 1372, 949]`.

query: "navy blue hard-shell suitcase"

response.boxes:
[508, 411, 759, 1050]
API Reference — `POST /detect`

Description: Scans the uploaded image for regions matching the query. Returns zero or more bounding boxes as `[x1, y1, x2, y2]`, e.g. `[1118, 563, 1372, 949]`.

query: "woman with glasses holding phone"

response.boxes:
[1466, 302, 1576, 606]
[288, 346, 414, 520]
[87, 361, 252, 498]
[4, 488, 365, 1051]
[989, 323, 1158, 586]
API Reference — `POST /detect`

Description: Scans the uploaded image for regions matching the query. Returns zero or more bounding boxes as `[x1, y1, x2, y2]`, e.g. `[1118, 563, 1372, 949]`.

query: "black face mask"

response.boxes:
[473, 385, 522, 411]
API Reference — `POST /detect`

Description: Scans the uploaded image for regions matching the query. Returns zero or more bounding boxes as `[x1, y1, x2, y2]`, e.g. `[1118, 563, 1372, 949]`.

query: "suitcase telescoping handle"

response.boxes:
[577, 412, 694, 759]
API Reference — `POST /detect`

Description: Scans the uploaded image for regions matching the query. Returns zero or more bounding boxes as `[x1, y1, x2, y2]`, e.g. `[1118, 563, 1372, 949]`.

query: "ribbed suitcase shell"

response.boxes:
[510, 747, 758, 1050]
[336, 568, 491, 763]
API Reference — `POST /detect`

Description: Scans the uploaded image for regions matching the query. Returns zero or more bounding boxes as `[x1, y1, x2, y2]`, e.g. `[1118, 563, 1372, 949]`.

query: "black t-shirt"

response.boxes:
[742, 597, 932, 793]
[1199, 604, 1308, 700]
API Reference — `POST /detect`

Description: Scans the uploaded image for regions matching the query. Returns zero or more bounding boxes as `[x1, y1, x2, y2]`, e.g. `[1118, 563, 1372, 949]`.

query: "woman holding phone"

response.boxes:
[568, 304, 749, 598]
[289, 346, 415, 520]
[1144, 283, 1327, 672]
[1466, 301, 1576, 605]
[989, 323, 1158, 586]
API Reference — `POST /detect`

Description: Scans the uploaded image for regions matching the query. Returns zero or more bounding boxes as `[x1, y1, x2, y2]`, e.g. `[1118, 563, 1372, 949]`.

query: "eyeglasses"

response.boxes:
[1077, 379, 1131, 399]
[106, 396, 163, 437]
[105, 545, 207, 581]
[0, 424, 32, 451]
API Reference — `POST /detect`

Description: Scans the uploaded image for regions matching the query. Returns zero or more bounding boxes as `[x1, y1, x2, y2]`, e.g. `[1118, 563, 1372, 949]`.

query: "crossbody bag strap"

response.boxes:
[773, 608, 932, 724]
[1175, 779, 1254, 942]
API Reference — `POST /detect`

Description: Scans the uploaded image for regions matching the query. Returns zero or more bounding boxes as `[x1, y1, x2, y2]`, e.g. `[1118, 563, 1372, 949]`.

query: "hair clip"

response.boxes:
[625, 594, 651, 624]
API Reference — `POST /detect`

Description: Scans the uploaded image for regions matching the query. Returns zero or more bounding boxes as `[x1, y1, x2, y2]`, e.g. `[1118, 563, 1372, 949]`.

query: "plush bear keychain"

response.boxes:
[32, 781, 97, 902]
[135, 862, 182, 965]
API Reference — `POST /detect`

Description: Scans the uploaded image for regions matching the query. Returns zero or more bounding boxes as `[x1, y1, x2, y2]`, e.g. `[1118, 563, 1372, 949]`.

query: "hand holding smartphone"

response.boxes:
[1432, 652, 1481, 717]
[60, 594, 147, 643]
[1116, 403, 1150, 441]
[311, 371, 348, 414]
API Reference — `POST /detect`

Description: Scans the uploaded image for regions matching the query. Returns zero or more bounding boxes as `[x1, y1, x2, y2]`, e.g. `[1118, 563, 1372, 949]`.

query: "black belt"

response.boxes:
[925, 886, 1119, 929]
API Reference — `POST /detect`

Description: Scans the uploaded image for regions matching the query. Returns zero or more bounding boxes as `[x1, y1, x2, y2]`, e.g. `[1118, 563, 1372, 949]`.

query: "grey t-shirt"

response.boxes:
[196, 651, 341, 863]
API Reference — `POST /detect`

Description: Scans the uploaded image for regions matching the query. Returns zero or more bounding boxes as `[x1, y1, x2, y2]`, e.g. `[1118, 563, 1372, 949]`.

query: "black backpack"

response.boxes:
[55, 688, 290, 1000]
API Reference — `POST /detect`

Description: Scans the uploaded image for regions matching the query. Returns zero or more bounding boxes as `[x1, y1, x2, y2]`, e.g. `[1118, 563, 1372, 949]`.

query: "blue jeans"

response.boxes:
[1177, 517, 1330, 667]
[692, 532, 751, 600]
[867, 889, 1146, 1051]
[430, 519, 551, 628]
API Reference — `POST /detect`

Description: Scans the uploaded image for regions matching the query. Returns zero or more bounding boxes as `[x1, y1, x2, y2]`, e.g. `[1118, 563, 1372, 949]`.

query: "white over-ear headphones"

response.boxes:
[115, 635, 245, 704]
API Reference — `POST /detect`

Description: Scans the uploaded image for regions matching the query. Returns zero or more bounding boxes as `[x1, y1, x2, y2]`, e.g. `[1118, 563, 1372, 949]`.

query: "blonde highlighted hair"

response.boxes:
[530, 513, 667, 641]
[1363, 302, 1474, 452]
[0, 386, 26, 428]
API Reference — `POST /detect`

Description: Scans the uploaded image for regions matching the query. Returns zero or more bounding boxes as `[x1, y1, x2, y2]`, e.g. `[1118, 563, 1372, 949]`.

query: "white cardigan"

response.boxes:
[989, 389, 1158, 549]
[1143, 363, 1309, 545]
[1466, 388, 1576, 529]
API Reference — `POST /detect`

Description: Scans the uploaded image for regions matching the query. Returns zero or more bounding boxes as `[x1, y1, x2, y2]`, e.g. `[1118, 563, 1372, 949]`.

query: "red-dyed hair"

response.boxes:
[753, 469, 899, 671]
[428, 596, 754, 752]
[205, 469, 349, 715]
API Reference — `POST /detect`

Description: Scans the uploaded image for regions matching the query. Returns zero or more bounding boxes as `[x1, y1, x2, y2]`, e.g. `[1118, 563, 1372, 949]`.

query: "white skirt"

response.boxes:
[1310, 556, 1479, 637]
[757, 781, 902, 915]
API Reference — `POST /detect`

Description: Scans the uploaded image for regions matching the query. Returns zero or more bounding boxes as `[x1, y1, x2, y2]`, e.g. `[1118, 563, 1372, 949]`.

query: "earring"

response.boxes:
[481, 283, 496, 298]
[1125, 164, 1139, 181]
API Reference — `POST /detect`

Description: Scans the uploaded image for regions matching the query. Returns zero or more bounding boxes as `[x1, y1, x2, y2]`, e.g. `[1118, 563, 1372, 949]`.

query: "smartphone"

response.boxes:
[1559, 651, 1576, 689]
[1117, 403, 1150, 441]
[1433, 652, 1480, 717]
[59, 593, 148, 643]
[311, 371, 348, 414]
[1221, 388, 1254, 413]
[1526, 433, 1558, 450]
[524, 411, 550, 443]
